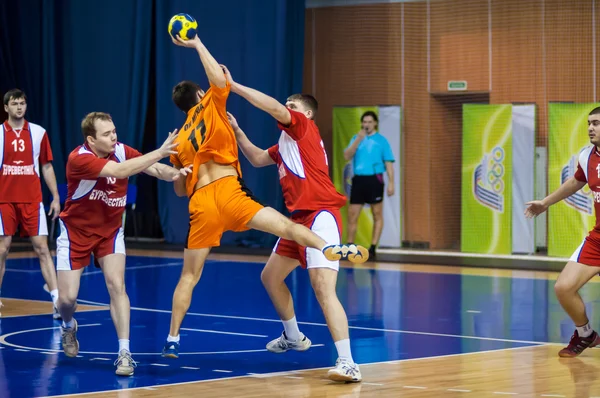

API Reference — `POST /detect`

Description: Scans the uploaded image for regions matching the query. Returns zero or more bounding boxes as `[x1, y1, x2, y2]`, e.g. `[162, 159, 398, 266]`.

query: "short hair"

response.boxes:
[3, 89, 26, 106]
[287, 94, 318, 119]
[361, 111, 378, 123]
[172, 81, 202, 113]
[590, 107, 600, 116]
[81, 112, 113, 140]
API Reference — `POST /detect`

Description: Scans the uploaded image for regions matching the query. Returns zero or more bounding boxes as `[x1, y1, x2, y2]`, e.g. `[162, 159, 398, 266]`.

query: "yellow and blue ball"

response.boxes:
[168, 13, 198, 41]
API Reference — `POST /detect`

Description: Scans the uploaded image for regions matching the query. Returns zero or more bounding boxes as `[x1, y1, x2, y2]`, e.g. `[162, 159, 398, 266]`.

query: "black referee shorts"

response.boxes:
[349, 174, 384, 205]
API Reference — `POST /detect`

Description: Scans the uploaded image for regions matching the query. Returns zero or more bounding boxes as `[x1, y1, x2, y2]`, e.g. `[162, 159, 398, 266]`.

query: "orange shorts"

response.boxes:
[186, 176, 264, 249]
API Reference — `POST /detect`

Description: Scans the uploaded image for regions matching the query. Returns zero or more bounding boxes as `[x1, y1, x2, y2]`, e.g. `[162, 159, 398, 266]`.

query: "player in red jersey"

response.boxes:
[222, 66, 362, 382]
[56, 112, 189, 376]
[526, 106, 600, 358]
[0, 89, 61, 317]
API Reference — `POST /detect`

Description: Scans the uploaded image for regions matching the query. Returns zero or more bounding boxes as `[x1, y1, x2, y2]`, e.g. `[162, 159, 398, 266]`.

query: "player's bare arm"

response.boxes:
[524, 176, 586, 218]
[144, 163, 193, 182]
[41, 162, 61, 219]
[228, 112, 274, 168]
[171, 35, 227, 88]
[99, 130, 179, 179]
[221, 65, 291, 125]
[173, 170, 187, 197]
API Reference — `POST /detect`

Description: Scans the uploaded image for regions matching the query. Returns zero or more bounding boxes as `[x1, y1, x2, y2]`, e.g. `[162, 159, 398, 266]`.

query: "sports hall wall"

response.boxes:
[0, 0, 304, 246]
[305, 0, 600, 251]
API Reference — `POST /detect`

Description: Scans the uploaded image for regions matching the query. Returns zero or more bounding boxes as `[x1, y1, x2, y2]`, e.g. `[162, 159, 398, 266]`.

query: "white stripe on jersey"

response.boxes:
[29, 122, 47, 177]
[579, 146, 595, 181]
[278, 131, 306, 179]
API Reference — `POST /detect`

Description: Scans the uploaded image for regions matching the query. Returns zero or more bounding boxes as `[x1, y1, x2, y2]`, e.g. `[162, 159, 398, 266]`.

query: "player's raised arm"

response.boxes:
[228, 112, 274, 168]
[221, 65, 291, 126]
[99, 130, 179, 179]
[524, 176, 586, 218]
[171, 35, 226, 89]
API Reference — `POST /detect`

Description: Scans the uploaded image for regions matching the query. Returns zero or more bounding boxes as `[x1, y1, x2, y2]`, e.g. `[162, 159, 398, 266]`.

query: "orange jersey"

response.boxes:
[170, 81, 242, 196]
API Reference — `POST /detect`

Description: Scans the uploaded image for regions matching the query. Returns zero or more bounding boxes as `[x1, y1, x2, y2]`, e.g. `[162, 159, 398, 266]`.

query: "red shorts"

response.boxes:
[56, 219, 125, 271]
[273, 209, 342, 270]
[0, 202, 48, 237]
[570, 232, 600, 267]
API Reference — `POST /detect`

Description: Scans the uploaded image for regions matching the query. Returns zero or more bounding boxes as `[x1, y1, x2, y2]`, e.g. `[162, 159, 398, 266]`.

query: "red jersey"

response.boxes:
[59, 143, 141, 238]
[268, 109, 346, 212]
[0, 120, 53, 203]
[574, 146, 600, 233]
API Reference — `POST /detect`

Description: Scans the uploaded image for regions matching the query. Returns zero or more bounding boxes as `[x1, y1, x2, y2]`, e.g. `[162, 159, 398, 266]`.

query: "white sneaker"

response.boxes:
[115, 349, 137, 376]
[327, 358, 362, 382]
[0, 299, 3, 309]
[53, 305, 62, 320]
[266, 332, 311, 353]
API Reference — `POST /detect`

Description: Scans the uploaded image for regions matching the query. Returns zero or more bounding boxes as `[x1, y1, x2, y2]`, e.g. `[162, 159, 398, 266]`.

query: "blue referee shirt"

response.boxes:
[346, 132, 395, 176]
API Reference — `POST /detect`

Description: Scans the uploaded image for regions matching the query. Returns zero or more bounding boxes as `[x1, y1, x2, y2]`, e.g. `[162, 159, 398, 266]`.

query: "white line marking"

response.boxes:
[181, 366, 200, 370]
[466, 310, 481, 314]
[493, 393, 518, 395]
[212, 369, 233, 373]
[404, 386, 427, 389]
[540, 395, 566, 397]
[40, 351, 56, 355]
[90, 358, 111, 361]
[15, 349, 30, 352]
[150, 363, 169, 367]
[448, 389, 472, 392]
[82, 261, 183, 276]
[180, 327, 267, 338]
[35, 345, 544, 398]
[284, 376, 304, 379]
[363, 382, 384, 386]
[74, 299, 556, 346]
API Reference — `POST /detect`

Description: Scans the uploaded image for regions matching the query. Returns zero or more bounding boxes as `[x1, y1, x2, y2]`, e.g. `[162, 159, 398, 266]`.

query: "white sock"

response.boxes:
[334, 339, 354, 363]
[282, 316, 301, 342]
[167, 334, 180, 343]
[62, 319, 74, 329]
[50, 289, 59, 307]
[577, 322, 594, 338]
[118, 339, 130, 352]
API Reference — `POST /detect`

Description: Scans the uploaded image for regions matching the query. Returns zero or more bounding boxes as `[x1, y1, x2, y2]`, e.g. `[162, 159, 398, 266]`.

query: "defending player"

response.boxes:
[225, 67, 362, 382]
[0, 89, 61, 318]
[525, 106, 600, 357]
[57, 112, 189, 376]
[161, 34, 368, 359]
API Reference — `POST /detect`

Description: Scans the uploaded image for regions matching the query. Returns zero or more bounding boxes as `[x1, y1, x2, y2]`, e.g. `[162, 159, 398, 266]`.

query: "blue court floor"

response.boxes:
[0, 254, 589, 397]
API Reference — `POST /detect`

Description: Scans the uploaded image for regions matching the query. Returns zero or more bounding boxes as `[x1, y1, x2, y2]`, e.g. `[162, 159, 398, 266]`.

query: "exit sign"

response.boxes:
[448, 81, 468, 91]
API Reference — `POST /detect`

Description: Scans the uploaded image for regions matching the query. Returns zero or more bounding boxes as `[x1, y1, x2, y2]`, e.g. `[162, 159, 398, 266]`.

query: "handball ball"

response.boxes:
[168, 13, 197, 40]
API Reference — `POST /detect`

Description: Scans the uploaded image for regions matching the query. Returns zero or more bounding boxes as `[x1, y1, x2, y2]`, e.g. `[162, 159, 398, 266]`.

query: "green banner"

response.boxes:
[332, 107, 378, 246]
[461, 105, 513, 254]
[548, 103, 599, 257]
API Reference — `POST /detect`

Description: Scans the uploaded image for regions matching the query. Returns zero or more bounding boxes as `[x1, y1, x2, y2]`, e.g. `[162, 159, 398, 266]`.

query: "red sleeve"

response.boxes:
[39, 132, 53, 164]
[68, 154, 110, 181]
[267, 144, 280, 162]
[123, 144, 142, 159]
[277, 108, 308, 141]
[575, 163, 587, 182]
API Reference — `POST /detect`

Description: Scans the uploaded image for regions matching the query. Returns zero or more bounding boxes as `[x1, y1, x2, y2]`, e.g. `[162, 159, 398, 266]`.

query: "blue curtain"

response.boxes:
[155, 0, 305, 246]
[0, 0, 152, 183]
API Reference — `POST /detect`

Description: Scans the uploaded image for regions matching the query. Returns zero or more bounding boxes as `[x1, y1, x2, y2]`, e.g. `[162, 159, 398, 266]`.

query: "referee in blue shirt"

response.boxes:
[343, 111, 395, 259]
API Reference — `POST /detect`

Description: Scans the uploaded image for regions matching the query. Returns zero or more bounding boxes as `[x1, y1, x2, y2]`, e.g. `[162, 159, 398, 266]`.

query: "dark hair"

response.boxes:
[81, 112, 113, 140]
[172, 81, 202, 112]
[590, 107, 600, 116]
[3, 89, 27, 106]
[287, 94, 318, 119]
[361, 111, 378, 123]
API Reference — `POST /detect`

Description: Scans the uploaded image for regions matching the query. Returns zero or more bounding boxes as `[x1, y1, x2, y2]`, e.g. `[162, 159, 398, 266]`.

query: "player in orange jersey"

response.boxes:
[161, 34, 368, 358]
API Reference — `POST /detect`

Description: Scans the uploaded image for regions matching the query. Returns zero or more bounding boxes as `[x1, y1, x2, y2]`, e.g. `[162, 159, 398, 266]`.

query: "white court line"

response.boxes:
[82, 261, 183, 276]
[37, 345, 545, 398]
[75, 298, 556, 347]
[181, 328, 267, 338]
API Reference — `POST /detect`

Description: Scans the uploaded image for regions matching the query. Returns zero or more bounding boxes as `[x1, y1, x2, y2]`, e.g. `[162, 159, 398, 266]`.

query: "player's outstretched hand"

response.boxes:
[158, 129, 179, 158]
[220, 64, 234, 84]
[171, 34, 201, 49]
[227, 112, 239, 131]
[170, 165, 193, 181]
[524, 200, 548, 218]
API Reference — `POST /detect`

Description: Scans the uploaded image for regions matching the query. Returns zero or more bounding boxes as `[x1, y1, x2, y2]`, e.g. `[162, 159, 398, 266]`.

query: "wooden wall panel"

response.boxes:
[430, 0, 489, 93]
